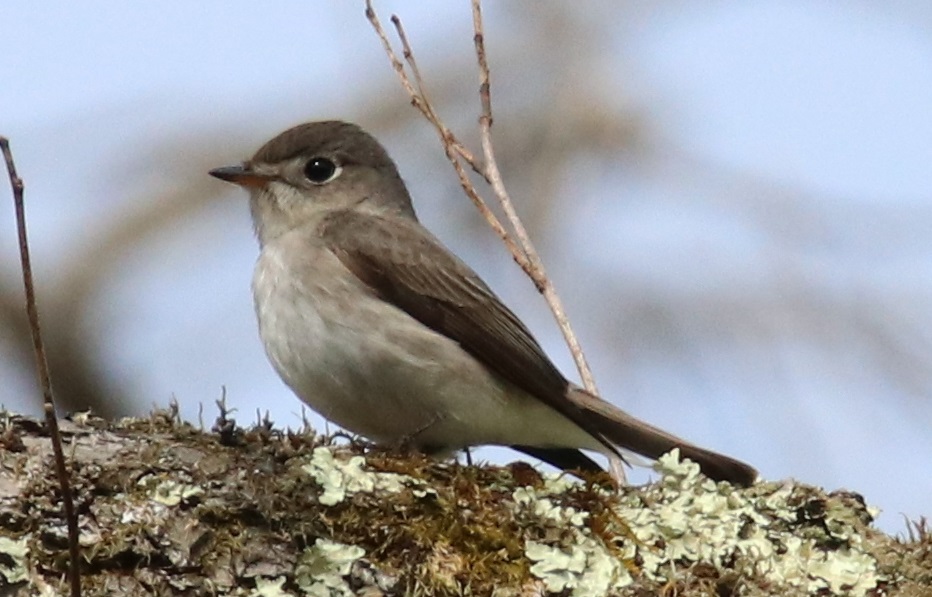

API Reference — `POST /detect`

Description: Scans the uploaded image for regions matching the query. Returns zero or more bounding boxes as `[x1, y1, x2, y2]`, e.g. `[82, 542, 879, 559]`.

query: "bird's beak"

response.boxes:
[209, 164, 272, 188]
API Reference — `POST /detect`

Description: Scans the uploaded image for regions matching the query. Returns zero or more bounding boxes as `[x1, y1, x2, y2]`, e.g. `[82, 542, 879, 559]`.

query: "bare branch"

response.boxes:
[469, 0, 598, 393]
[365, 0, 530, 274]
[471, 0, 493, 121]
[1, 137, 82, 595]
[365, 2, 427, 118]
[390, 15, 442, 127]
[366, 0, 599, 394]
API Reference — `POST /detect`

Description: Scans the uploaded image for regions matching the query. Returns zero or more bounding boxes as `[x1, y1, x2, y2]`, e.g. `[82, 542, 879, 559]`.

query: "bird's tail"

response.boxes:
[567, 387, 758, 487]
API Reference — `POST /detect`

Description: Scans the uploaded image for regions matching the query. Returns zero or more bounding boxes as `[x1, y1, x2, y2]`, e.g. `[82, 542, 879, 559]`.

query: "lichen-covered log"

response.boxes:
[0, 409, 927, 596]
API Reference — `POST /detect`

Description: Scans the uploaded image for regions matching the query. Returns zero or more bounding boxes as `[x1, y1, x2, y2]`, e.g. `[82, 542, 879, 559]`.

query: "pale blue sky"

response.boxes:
[2, 2, 930, 533]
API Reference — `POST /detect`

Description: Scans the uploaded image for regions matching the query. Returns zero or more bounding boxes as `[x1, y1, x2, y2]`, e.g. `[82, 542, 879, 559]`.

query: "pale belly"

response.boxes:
[251, 242, 600, 453]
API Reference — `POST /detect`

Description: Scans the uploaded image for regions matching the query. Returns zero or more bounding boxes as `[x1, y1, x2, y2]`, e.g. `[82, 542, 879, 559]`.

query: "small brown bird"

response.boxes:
[210, 121, 757, 486]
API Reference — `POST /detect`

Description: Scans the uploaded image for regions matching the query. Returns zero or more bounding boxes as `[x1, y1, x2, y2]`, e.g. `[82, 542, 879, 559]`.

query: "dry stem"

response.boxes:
[1, 137, 82, 596]
[365, 0, 529, 273]
[365, 0, 598, 393]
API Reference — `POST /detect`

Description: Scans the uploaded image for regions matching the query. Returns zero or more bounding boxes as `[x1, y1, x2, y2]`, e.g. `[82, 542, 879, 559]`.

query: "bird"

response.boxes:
[209, 120, 757, 486]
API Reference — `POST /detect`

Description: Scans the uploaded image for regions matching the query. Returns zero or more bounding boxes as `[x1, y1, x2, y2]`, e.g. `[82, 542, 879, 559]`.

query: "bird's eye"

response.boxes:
[303, 157, 341, 184]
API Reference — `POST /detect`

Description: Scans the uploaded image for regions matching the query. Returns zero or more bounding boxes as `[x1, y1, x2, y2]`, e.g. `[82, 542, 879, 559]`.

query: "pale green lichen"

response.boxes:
[525, 540, 585, 593]
[513, 485, 588, 527]
[295, 539, 366, 596]
[253, 576, 292, 597]
[516, 477, 632, 595]
[525, 537, 631, 596]
[302, 447, 435, 506]
[149, 479, 205, 506]
[0, 536, 29, 584]
[617, 450, 882, 594]
[112, 472, 200, 528]
[517, 450, 883, 595]
[35, 584, 59, 597]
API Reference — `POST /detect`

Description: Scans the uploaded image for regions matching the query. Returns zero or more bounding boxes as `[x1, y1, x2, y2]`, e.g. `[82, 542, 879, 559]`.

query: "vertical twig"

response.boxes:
[469, 0, 598, 393]
[366, 0, 599, 394]
[1, 137, 82, 597]
[365, 0, 531, 274]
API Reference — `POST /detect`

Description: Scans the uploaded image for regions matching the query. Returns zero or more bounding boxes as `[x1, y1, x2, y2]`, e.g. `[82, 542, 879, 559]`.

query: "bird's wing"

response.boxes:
[317, 208, 616, 455]
[316, 209, 759, 487]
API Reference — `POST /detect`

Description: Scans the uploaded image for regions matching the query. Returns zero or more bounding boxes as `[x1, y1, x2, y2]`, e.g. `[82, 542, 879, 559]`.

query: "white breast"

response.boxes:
[251, 230, 601, 454]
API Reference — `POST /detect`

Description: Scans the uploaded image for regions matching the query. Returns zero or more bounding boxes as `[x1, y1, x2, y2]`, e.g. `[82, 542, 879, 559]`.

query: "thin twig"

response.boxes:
[365, 2, 427, 117]
[368, 1, 484, 171]
[1, 137, 82, 596]
[469, 0, 598, 393]
[365, 0, 531, 273]
[389, 16, 483, 171]
[390, 15, 442, 127]
[471, 1, 493, 122]
[366, 0, 599, 394]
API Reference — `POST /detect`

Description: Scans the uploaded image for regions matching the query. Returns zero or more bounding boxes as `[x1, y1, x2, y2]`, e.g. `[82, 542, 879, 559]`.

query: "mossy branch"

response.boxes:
[0, 409, 922, 596]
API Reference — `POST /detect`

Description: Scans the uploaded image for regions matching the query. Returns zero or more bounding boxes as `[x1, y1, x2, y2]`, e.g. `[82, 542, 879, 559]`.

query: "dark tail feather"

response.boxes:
[568, 388, 758, 487]
[511, 445, 603, 473]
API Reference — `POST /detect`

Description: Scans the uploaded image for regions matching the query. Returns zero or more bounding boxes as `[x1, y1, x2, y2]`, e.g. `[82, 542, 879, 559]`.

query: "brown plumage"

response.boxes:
[211, 120, 758, 487]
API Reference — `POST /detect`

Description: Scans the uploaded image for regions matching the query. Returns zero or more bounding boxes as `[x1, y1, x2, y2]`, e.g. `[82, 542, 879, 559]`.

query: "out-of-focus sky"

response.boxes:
[1, 2, 930, 533]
